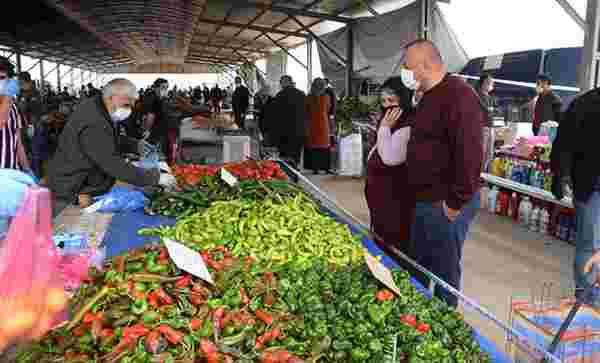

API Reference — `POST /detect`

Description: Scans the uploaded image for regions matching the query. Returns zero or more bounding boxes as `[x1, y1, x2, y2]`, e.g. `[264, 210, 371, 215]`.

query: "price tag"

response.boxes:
[365, 252, 400, 295]
[221, 167, 238, 187]
[164, 238, 214, 284]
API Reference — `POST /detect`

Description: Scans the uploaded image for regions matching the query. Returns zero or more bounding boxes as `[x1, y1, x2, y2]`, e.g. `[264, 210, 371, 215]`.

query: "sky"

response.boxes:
[438, 0, 586, 58]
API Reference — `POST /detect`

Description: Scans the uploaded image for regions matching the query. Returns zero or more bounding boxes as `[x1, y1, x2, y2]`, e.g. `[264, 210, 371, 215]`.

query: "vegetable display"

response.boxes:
[18, 245, 491, 363]
[142, 194, 365, 267]
[173, 161, 287, 188]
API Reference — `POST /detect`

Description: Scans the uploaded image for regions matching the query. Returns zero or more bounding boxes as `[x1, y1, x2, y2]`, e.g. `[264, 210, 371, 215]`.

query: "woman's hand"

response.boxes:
[380, 107, 402, 128]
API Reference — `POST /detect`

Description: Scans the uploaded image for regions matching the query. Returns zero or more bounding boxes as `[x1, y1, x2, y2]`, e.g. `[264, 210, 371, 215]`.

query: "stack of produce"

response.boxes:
[144, 194, 364, 267]
[173, 161, 287, 187]
[18, 245, 490, 363]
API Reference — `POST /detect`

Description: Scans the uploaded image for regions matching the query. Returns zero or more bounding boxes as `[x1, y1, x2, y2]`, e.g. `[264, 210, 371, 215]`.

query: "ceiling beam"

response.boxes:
[186, 55, 244, 64]
[263, 33, 307, 69]
[289, 15, 347, 65]
[190, 41, 269, 55]
[243, 1, 353, 23]
[554, 0, 586, 30]
[194, 18, 308, 38]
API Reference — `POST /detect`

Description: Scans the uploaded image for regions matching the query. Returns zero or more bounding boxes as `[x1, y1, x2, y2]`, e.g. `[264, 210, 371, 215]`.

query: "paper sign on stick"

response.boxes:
[221, 167, 238, 187]
[164, 238, 213, 284]
[365, 251, 400, 295]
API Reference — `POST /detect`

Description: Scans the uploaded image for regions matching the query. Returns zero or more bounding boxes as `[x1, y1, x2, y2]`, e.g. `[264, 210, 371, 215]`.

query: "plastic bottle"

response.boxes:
[496, 191, 508, 215]
[568, 215, 577, 243]
[529, 206, 540, 232]
[537, 166, 546, 190]
[488, 186, 499, 214]
[508, 192, 519, 219]
[480, 185, 490, 210]
[555, 214, 563, 239]
[539, 208, 550, 235]
[505, 160, 513, 180]
[519, 196, 532, 227]
[544, 169, 553, 192]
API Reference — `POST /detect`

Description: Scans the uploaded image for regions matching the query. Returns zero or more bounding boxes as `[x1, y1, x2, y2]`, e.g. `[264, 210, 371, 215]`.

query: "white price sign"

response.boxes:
[164, 238, 214, 284]
[365, 252, 400, 295]
[221, 167, 238, 187]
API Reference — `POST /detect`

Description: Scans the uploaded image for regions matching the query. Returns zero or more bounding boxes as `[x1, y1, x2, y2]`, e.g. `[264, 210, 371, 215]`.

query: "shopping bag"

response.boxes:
[0, 187, 68, 350]
[338, 133, 363, 177]
[85, 186, 148, 213]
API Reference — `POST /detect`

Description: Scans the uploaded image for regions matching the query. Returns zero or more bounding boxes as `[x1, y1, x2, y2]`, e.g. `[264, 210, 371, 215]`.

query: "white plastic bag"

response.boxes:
[338, 133, 363, 177]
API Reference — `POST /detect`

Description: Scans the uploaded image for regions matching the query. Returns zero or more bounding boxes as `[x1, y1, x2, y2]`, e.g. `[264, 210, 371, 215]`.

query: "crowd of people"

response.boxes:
[1, 37, 600, 310]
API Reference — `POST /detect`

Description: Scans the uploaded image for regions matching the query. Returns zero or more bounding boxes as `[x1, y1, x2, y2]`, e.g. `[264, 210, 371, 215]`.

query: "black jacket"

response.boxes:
[48, 96, 158, 202]
[232, 85, 250, 112]
[534, 91, 562, 128]
[265, 86, 307, 143]
[551, 88, 600, 202]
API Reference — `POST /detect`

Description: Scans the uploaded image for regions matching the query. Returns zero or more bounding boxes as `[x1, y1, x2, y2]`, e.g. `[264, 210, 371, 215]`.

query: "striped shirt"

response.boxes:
[0, 101, 22, 169]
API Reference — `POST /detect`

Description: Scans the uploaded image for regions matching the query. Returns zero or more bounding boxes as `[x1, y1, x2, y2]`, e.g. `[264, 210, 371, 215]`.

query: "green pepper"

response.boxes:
[199, 317, 214, 337]
[333, 340, 353, 351]
[134, 282, 147, 292]
[78, 334, 94, 345]
[207, 298, 224, 309]
[142, 310, 160, 324]
[368, 339, 383, 352]
[221, 332, 246, 346]
[131, 300, 148, 315]
[248, 296, 261, 312]
[351, 347, 371, 361]
[223, 325, 237, 336]
[126, 262, 144, 273]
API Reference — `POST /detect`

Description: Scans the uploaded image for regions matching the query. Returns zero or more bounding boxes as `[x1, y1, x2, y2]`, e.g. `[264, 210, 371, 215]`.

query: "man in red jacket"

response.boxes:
[403, 40, 486, 307]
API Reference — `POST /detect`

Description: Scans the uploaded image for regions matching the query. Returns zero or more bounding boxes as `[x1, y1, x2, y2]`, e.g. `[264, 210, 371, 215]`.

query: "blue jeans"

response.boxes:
[574, 191, 600, 303]
[411, 194, 480, 307]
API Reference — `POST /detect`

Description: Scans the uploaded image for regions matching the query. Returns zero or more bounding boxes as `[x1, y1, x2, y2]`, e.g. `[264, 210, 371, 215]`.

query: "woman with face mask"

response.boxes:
[364, 76, 416, 269]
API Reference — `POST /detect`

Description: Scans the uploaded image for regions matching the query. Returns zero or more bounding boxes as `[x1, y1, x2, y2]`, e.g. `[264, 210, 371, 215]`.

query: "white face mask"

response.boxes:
[111, 107, 132, 122]
[400, 68, 420, 91]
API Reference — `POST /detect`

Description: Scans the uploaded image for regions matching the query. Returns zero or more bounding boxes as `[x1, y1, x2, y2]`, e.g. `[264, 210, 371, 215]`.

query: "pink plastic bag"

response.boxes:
[0, 187, 68, 350]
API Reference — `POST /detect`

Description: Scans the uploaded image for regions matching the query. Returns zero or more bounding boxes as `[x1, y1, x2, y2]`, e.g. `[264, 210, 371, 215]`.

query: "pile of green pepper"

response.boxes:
[141, 194, 365, 267]
[18, 246, 491, 363]
[146, 179, 307, 218]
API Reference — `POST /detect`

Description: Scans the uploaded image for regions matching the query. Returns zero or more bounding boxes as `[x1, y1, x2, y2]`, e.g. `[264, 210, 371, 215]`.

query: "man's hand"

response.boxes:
[584, 251, 600, 286]
[443, 201, 461, 222]
[552, 176, 573, 200]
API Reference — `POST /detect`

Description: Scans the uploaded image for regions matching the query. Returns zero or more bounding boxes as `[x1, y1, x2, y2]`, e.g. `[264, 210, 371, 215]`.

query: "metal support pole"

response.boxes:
[71, 68, 75, 91]
[263, 33, 308, 70]
[289, 15, 348, 66]
[581, 0, 600, 91]
[554, 0, 586, 30]
[307, 36, 313, 90]
[345, 24, 354, 97]
[40, 59, 45, 91]
[57, 64, 61, 91]
[15, 50, 21, 74]
[420, 0, 433, 40]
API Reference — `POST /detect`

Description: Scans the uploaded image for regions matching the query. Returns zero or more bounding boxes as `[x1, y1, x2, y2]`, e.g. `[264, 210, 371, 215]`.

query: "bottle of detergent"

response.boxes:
[539, 208, 550, 236]
[488, 186, 499, 214]
[529, 206, 540, 232]
[519, 196, 532, 228]
[544, 169, 553, 192]
[496, 191, 508, 215]
[508, 192, 519, 220]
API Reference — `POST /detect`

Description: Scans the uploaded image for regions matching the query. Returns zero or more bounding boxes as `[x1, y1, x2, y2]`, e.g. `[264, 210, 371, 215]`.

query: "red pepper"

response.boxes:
[416, 323, 431, 333]
[91, 319, 103, 339]
[123, 324, 149, 339]
[158, 325, 185, 345]
[83, 312, 97, 324]
[72, 325, 86, 337]
[200, 251, 211, 263]
[240, 287, 250, 305]
[200, 338, 219, 363]
[190, 318, 203, 330]
[213, 307, 226, 328]
[134, 290, 146, 301]
[255, 327, 281, 349]
[400, 315, 417, 327]
[189, 293, 205, 306]
[255, 309, 274, 326]
[207, 259, 223, 271]
[145, 330, 164, 354]
[375, 290, 395, 301]
[100, 328, 114, 338]
[263, 272, 275, 283]
[158, 247, 169, 261]
[175, 274, 192, 289]
[155, 288, 173, 305]
[114, 256, 126, 273]
[148, 291, 160, 308]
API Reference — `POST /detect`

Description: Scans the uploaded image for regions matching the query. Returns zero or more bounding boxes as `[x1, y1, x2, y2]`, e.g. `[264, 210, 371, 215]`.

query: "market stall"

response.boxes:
[17, 159, 569, 363]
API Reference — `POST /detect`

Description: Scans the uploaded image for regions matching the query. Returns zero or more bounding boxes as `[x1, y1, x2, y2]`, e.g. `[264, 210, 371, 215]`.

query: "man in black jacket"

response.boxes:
[533, 74, 562, 135]
[551, 88, 600, 303]
[265, 75, 306, 168]
[232, 76, 250, 130]
[48, 78, 176, 217]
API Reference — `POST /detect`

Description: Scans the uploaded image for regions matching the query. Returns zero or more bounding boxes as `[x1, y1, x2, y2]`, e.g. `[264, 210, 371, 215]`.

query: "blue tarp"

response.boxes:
[102, 208, 512, 363]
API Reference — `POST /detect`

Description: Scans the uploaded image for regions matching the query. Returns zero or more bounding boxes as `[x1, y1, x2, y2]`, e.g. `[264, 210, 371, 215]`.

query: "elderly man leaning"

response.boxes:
[48, 78, 176, 217]
[403, 40, 486, 307]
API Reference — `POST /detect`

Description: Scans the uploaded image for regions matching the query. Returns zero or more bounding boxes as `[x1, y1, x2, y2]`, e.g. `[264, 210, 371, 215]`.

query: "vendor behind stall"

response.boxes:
[144, 78, 172, 162]
[48, 78, 176, 217]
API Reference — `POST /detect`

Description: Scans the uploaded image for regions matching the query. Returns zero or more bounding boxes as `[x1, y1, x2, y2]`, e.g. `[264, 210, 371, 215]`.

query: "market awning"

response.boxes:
[1, 0, 380, 73]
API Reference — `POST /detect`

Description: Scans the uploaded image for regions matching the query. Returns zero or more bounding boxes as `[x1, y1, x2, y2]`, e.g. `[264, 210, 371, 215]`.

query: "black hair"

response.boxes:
[537, 74, 552, 85]
[0, 57, 15, 78]
[18, 71, 32, 82]
[153, 78, 168, 87]
[477, 73, 492, 90]
[380, 76, 414, 112]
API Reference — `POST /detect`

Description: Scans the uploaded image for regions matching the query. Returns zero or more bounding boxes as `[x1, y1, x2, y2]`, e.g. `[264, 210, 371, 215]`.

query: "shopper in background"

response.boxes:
[532, 74, 562, 136]
[254, 84, 273, 143]
[403, 39, 485, 307]
[210, 84, 223, 113]
[551, 88, 600, 304]
[477, 73, 496, 172]
[232, 76, 250, 130]
[324, 78, 338, 171]
[364, 76, 416, 270]
[48, 78, 176, 217]
[17, 72, 46, 179]
[144, 78, 171, 162]
[304, 78, 332, 174]
[203, 83, 210, 105]
[264, 75, 306, 168]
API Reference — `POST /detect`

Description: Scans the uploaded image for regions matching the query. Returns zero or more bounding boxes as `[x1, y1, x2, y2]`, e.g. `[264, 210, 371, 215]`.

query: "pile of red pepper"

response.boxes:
[173, 160, 287, 187]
